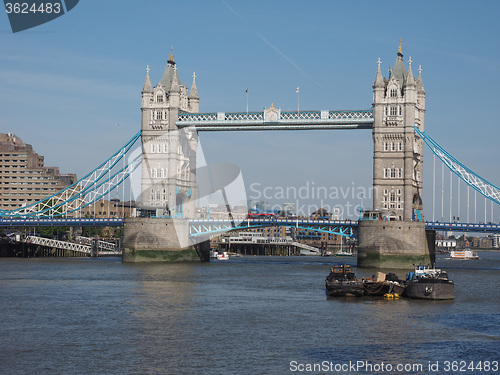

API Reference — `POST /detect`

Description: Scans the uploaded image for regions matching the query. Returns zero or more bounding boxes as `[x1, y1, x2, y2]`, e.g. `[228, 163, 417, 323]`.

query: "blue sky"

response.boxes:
[1, 0, 499, 221]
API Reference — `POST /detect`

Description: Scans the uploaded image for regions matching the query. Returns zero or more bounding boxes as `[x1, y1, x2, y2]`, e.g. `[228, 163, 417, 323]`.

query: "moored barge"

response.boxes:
[403, 265, 454, 300]
[325, 264, 364, 297]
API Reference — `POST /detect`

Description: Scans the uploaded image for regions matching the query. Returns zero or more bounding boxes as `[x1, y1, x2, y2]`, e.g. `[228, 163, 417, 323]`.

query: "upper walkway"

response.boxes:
[176, 109, 374, 131]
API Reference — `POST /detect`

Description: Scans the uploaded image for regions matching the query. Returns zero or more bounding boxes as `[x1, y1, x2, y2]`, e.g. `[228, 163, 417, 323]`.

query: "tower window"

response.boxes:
[390, 89, 397, 97]
[390, 106, 397, 116]
[156, 95, 163, 102]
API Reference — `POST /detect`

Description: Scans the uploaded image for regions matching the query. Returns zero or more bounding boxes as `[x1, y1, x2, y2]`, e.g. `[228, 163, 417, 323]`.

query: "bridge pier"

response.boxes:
[122, 217, 210, 262]
[357, 220, 435, 269]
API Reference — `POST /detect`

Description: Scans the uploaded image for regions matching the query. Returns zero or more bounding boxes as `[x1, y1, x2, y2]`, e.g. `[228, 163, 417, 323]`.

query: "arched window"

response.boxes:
[389, 192, 396, 208]
[390, 89, 397, 97]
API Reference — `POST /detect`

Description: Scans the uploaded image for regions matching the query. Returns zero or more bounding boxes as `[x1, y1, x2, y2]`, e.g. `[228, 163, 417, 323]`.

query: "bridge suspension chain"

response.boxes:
[0, 131, 142, 218]
[415, 126, 500, 206]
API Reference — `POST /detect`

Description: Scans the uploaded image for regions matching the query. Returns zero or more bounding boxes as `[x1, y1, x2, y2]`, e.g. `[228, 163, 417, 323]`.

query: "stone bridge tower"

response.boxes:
[358, 41, 433, 269]
[372, 40, 426, 221]
[140, 48, 199, 219]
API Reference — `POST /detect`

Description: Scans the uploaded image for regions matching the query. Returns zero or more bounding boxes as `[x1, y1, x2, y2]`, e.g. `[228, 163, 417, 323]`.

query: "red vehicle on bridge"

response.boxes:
[246, 212, 277, 220]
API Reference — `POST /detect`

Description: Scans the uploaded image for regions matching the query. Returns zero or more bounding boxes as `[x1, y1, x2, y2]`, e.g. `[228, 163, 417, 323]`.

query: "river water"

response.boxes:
[0, 253, 498, 375]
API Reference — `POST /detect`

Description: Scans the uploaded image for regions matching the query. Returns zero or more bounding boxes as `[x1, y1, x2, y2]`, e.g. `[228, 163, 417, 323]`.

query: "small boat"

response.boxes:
[216, 251, 229, 260]
[210, 250, 229, 260]
[325, 264, 364, 297]
[403, 265, 454, 300]
[362, 272, 405, 296]
[335, 249, 353, 257]
[335, 236, 353, 256]
[450, 249, 479, 260]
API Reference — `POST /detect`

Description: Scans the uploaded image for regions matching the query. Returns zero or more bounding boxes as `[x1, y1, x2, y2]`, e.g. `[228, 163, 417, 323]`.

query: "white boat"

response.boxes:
[216, 251, 230, 260]
[335, 249, 353, 257]
[335, 236, 353, 256]
[449, 249, 479, 260]
[210, 250, 229, 260]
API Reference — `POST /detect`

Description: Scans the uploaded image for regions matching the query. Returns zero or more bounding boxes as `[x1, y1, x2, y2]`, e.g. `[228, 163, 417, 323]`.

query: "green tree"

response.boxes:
[38, 226, 69, 239]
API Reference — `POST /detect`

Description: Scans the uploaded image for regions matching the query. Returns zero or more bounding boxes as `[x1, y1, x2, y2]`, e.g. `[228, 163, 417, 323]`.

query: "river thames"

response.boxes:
[0, 253, 498, 374]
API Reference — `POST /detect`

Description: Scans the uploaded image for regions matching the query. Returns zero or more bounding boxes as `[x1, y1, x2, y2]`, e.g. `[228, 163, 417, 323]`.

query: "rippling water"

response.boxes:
[0, 253, 498, 374]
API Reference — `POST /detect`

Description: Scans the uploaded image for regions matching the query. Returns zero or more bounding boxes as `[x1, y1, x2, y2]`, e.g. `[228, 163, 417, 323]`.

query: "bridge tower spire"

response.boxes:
[371, 41, 426, 221]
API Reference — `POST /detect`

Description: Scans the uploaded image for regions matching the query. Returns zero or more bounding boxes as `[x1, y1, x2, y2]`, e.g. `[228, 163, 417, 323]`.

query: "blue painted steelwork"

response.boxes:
[176, 109, 374, 131]
[2, 216, 498, 234]
[0, 131, 141, 218]
[425, 221, 500, 233]
[415, 126, 500, 206]
[189, 218, 359, 238]
[0, 218, 125, 227]
[188, 218, 500, 237]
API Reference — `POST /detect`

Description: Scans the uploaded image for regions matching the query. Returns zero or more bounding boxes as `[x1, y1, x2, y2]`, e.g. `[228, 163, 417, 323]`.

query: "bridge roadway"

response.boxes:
[1, 218, 499, 235]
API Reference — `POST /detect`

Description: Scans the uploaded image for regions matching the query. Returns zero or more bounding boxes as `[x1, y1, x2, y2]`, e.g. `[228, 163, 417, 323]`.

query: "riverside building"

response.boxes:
[0, 133, 77, 211]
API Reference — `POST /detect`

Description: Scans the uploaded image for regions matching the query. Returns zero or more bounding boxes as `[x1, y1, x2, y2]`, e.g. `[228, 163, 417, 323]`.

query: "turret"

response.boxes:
[404, 57, 416, 103]
[416, 65, 426, 109]
[188, 72, 199, 113]
[169, 65, 181, 109]
[141, 65, 153, 131]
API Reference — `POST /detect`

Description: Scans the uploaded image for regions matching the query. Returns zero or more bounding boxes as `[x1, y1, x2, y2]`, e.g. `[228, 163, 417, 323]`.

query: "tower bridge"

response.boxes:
[1, 42, 499, 267]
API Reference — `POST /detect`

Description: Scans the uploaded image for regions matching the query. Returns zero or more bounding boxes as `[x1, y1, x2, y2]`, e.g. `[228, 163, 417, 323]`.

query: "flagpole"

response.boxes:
[297, 86, 300, 113]
[246, 88, 249, 114]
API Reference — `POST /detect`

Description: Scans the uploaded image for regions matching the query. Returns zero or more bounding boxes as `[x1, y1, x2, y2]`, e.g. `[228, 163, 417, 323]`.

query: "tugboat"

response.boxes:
[325, 264, 364, 297]
[362, 272, 405, 296]
[403, 265, 454, 300]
